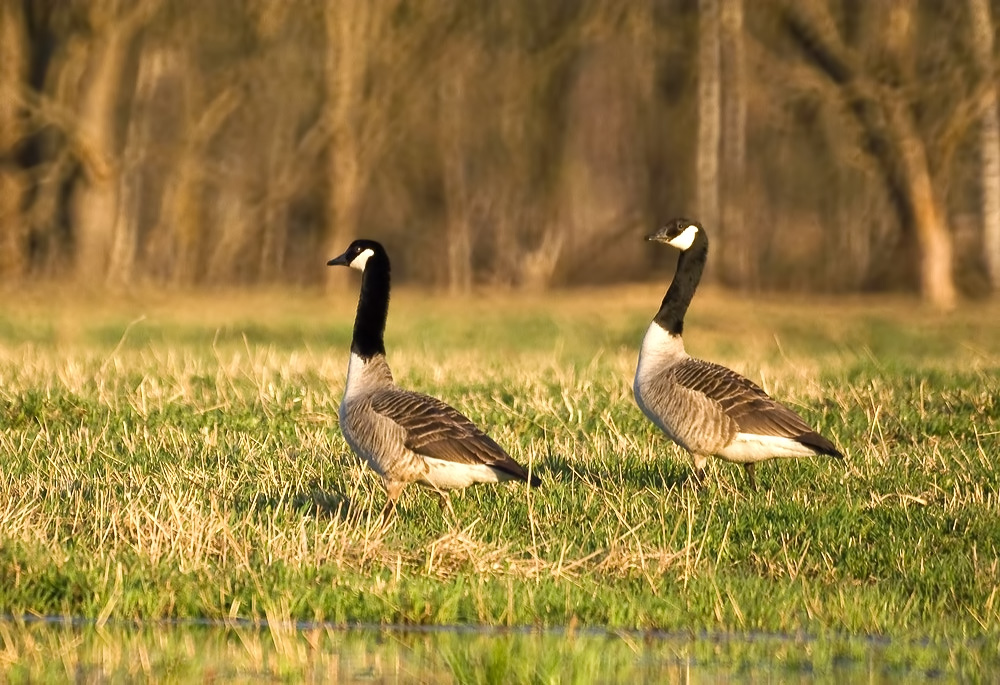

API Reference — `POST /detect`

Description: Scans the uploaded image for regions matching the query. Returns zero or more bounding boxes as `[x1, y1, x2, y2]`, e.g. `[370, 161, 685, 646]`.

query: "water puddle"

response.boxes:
[0, 617, 987, 682]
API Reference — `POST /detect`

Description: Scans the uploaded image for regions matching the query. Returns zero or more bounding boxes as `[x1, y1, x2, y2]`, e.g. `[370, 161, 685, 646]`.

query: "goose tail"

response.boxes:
[798, 431, 843, 459]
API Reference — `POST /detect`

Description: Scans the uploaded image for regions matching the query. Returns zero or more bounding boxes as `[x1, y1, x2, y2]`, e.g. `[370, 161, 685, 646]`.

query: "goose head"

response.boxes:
[646, 218, 705, 252]
[327, 239, 387, 272]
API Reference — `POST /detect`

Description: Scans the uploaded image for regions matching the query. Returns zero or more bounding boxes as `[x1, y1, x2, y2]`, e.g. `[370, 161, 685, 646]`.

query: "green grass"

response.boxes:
[1, 286, 999, 679]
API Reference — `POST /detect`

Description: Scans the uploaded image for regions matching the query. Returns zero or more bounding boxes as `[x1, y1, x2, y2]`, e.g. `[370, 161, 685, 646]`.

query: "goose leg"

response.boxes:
[380, 482, 405, 524]
[743, 463, 757, 492]
[692, 454, 709, 488]
[380, 498, 396, 524]
[693, 467, 707, 487]
[435, 490, 456, 518]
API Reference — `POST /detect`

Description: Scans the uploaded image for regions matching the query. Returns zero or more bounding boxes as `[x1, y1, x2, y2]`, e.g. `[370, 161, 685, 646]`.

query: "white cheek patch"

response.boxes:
[349, 248, 375, 271]
[666, 224, 699, 251]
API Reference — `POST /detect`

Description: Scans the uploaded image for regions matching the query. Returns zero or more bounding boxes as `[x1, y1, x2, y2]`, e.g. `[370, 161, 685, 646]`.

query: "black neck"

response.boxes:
[653, 240, 707, 335]
[351, 254, 390, 358]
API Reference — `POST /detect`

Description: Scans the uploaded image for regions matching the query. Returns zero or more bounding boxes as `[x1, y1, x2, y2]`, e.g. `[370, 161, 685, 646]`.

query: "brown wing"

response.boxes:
[369, 389, 537, 480]
[673, 358, 839, 455]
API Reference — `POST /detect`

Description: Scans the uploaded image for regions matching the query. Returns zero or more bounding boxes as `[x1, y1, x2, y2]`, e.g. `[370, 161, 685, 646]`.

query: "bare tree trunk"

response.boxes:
[493, 46, 525, 287]
[250, 3, 292, 284]
[891, 102, 956, 308]
[490, 3, 560, 288]
[878, 0, 955, 309]
[71, 1, 160, 284]
[258, 127, 293, 283]
[719, 0, 749, 288]
[71, 27, 125, 282]
[322, 3, 456, 286]
[969, 0, 1000, 292]
[697, 0, 721, 255]
[0, 0, 28, 281]
[107, 44, 167, 286]
[257, 96, 294, 284]
[206, 185, 254, 285]
[162, 86, 241, 286]
[519, 228, 565, 291]
[782, 1, 957, 309]
[439, 58, 473, 294]
[324, 0, 371, 290]
[20, 35, 88, 275]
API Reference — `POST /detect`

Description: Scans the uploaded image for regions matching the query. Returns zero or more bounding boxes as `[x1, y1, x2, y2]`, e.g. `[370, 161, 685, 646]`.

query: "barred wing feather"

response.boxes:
[673, 359, 841, 456]
[369, 389, 535, 477]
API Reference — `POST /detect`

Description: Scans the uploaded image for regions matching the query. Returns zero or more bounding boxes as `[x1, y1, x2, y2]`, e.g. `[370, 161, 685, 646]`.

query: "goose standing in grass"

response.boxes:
[633, 218, 842, 490]
[328, 239, 541, 520]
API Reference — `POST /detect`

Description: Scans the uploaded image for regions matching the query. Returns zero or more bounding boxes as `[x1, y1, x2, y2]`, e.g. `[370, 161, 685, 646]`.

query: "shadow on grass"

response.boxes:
[248, 486, 356, 521]
[536, 450, 692, 492]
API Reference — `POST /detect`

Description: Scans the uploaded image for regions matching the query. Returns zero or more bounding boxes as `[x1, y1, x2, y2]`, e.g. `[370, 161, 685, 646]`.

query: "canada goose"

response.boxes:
[633, 218, 842, 490]
[328, 239, 541, 519]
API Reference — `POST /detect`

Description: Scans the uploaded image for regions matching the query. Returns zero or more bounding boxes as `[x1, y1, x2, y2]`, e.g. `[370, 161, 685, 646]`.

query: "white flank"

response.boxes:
[349, 248, 375, 271]
[666, 224, 699, 250]
[717, 433, 818, 463]
[420, 457, 516, 490]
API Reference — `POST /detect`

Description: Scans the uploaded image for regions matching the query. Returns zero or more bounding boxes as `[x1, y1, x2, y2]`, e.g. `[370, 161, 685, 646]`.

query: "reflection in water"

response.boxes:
[0, 618, 987, 682]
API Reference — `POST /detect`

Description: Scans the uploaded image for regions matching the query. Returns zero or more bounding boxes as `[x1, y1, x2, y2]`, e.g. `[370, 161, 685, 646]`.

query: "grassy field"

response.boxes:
[0, 285, 998, 678]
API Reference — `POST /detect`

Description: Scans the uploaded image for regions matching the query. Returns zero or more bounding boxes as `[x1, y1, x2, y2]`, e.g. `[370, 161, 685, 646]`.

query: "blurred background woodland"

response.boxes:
[2, 0, 1000, 307]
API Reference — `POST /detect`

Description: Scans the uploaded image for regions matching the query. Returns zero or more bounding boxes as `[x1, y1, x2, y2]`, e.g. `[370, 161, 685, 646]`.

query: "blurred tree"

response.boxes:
[557, 1, 654, 285]
[439, 35, 474, 294]
[16, 1, 84, 276]
[323, 0, 371, 290]
[483, 1, 583, 289]
[0, 0, 28, 281]
[0, 0, 996, 299]
[489, 2, 536, 287]
[251, 2, 297, 283]
[107, 42, 164, 286]
[969, 0, 1000, 292]
[719, 0, 749, 287]
[781, 0, 959, 309]
[68, 0, 162, 284]
[323, 0, 459, 289]
[697, 0, 721, 267]
[163, 84, 242, 286]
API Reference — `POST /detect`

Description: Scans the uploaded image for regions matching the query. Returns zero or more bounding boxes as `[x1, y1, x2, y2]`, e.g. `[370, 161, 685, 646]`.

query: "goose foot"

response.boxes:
[435, 491, 457, 519]
[379, 498, 397, 525]
[379, 482, 405, 526]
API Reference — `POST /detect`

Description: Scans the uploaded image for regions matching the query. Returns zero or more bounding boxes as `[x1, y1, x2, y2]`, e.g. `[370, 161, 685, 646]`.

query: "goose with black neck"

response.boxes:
[633, 218, 843, 490]
[328, 239, 541, 521]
